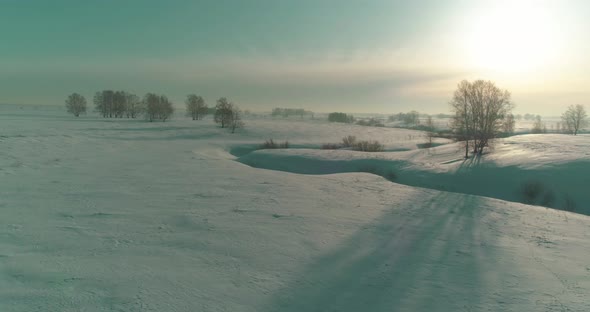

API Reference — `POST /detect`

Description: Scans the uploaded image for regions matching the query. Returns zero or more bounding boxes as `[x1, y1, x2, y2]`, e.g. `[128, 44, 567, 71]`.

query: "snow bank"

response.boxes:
[238, 134, 590, 214]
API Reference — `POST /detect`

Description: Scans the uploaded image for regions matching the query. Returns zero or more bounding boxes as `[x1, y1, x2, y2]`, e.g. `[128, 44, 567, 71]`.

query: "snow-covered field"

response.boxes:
[1, 105, 590, 311]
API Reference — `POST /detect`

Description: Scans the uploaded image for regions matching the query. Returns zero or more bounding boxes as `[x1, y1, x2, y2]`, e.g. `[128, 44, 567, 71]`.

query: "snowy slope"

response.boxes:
[1, 106, 590, 311]
[239, 134, 590, 214]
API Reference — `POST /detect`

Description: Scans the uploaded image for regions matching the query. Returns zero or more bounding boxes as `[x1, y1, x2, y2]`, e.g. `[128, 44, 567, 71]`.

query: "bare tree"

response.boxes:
[561, 104, 587, 135]
[185, 94, 208, 120]
[229, 107, 245, 133]
[450, 80, 513, 157]
[94, 90, 115, 118]
[144, 93, 159, 122]
[144, 93, 174, 122]
[450, 80, 475, 158]
[94, 91, 105, 117]
[214, 97, 234, 128]
[65, 93, 87, 117]
[113, 91, 127, 118]
[159, 95, 174, 121]
[125, 93, 143, 118]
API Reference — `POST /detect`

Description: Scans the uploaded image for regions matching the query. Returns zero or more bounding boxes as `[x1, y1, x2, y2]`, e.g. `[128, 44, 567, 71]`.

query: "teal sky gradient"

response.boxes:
[1, 0, 589, 114]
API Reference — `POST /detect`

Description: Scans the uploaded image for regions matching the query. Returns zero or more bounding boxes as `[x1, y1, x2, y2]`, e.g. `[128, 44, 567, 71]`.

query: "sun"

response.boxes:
[462, 2, 561, 74]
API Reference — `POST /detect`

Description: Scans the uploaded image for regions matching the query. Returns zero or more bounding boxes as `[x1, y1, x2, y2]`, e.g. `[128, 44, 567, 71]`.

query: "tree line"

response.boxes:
[66, 90, 174, 121]
[328, 112, 355, 123]
[65, 92, 245, 132]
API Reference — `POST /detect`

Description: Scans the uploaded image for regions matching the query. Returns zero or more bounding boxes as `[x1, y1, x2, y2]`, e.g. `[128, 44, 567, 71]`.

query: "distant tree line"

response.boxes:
[388, 111, 421, 126]
[271, 108, 313, 119]
[328, 112, 354, 123]
[356, 118, 385, 127]
[65, 92, 245, 132]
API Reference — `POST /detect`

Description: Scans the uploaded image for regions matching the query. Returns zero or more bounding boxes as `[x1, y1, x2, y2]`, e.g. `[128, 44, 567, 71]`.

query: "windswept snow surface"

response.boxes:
[1, 105, 590, 311]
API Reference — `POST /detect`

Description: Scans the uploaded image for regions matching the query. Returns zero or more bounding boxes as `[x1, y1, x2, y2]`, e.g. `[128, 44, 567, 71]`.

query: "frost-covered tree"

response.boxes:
[450, 80, 513, 157]
[185, 94, 208, 120]
[561, 104, 587, 135]
[65, 93, 87, 117]
[214, 97, 234, 128]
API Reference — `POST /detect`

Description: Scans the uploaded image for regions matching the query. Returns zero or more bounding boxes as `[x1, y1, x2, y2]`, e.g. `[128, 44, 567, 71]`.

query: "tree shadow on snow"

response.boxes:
[262, 193, 494, 312]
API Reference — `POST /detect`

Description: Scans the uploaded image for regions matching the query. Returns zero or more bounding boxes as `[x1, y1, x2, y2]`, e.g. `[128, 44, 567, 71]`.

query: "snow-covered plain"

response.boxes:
[1, 105, 590, 311]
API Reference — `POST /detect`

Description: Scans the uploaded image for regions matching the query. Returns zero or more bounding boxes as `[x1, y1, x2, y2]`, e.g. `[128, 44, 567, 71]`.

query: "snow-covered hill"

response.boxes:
[1, 106, 589, 311]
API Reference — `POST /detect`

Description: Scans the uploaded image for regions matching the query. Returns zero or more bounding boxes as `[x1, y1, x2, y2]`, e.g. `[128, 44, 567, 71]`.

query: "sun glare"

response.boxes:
[463, 2, 561, 74]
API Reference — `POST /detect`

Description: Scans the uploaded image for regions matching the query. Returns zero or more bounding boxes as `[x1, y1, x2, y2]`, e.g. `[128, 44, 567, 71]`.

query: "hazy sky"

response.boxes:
[1, 0, 588, 114]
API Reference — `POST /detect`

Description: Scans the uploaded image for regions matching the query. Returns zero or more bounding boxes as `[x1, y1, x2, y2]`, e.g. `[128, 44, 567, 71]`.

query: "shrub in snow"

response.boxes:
[321, 143, 341, 150]
[354, 140, 384, 152]
[260, 139, 289, 149]
[342, 135, 357, 148]
[320, 136, 357, 150]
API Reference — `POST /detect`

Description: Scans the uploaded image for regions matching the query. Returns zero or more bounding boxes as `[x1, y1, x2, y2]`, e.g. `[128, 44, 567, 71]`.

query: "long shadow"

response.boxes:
[262, 192, 488, 312]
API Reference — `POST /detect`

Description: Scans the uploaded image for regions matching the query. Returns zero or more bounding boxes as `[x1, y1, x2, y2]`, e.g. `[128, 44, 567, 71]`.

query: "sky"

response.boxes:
[1, 0, 589, 114]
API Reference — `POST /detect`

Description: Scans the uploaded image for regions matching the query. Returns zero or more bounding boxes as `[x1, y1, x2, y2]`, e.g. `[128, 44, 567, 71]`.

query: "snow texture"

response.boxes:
[1, 105, 589, 311]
